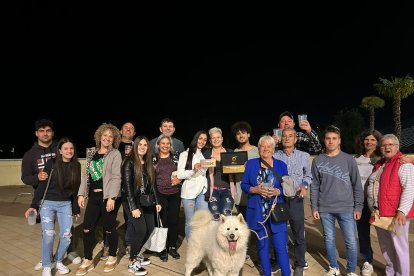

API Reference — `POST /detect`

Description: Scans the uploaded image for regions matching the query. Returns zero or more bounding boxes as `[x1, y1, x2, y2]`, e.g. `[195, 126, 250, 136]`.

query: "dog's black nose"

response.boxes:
[229, 233, 235, 240]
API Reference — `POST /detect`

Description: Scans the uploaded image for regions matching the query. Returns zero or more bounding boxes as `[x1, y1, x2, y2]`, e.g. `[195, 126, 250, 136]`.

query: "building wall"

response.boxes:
[0, 159, 86, 187]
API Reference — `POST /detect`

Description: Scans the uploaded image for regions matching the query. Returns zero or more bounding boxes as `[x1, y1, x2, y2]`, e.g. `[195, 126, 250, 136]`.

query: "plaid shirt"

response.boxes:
[276, 130, 322, 155]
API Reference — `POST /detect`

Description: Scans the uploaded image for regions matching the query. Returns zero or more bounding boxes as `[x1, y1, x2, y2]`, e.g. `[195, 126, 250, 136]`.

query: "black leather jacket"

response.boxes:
[121, 157, 159, 212]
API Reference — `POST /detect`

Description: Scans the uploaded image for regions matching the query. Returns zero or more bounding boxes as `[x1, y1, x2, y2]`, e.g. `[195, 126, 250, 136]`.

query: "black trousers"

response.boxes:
[287, 196, 307, 268]
[157, 192, 181, 248]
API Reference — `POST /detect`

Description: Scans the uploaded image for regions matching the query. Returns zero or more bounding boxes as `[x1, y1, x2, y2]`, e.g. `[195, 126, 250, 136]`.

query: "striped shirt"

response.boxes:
[273, 148, 312, 190]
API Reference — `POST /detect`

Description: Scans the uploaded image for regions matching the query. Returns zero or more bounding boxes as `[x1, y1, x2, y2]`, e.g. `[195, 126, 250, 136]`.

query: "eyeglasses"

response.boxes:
[380, 143, 397, 148]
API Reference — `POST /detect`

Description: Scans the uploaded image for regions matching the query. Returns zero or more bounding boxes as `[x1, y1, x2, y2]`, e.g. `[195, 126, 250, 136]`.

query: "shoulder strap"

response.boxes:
[260, 158, 283, 184]
[39, 169, 54, 210]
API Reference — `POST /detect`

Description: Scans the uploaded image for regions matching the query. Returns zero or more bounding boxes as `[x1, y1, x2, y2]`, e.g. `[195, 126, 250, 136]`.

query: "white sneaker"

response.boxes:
[35, 260, 43, 271]
[361, 262, 374, 276]
[324, 266, 340, 276]
[347, 273, 358, 276]
[72, 256, 82, 264]
[42, 267, 52, 276]
[56, 262, 70, 274]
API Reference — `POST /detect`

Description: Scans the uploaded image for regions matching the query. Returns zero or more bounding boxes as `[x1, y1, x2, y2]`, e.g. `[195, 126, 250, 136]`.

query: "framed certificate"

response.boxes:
[220, 151, 248, 174]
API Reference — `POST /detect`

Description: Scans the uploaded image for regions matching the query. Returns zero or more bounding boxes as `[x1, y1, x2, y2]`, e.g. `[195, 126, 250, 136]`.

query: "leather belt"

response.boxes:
[92, 189, 103, 192]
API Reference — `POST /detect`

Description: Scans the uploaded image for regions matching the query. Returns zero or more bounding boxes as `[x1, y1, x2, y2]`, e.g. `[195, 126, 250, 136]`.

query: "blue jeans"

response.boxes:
[182, 192, 208, 240]
[40, 200, 73, 267]
[320, 212, 358, 273]
[208, 188, 234, 220]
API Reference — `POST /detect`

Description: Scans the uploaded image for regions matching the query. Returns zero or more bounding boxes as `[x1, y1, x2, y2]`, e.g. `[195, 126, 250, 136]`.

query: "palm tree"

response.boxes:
[361, 96, 385, 130]
[374, 75, 414, 139]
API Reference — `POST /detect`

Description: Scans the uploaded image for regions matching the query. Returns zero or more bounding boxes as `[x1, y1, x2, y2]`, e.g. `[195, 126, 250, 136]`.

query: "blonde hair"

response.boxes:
[209, 127, 222, 137]
[94, 123, 121, 149]
[258, 135, 276, 154]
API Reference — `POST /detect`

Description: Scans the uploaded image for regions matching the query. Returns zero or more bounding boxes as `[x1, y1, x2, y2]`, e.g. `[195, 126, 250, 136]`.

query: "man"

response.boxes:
[311, 125, 363, 276]
[21, 119, 81, 270]
[119, 121, 136, 159]
[270, 111, 321, 273]
[150, 118, 185, 157]
[272, 111, 322, 155]
[273, 128, 312, 276]
[231, 121, 259, 215]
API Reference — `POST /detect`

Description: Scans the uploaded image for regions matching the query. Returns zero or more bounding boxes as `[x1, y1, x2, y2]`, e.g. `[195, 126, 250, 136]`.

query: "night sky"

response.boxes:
[3, 2, 414, 157]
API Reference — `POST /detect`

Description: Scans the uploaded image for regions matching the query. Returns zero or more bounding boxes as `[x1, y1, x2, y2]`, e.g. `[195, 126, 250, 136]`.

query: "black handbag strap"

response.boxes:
[39, 169, 54, 211]
[260, 158, 283, 184]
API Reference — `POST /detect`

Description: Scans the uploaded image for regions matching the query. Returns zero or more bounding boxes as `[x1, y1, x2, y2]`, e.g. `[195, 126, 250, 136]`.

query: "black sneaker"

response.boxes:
[128, 260, 147, 276]
[137, 254, 151, 266]
[304, 261, 309, 270]
[159, 249, 168, 262]
[271, 262, 281, 274]
[168, 247, 180, 259]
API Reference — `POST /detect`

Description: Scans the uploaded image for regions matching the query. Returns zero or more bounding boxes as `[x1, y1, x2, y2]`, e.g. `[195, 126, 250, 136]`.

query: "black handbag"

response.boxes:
[270, 200, 290, 222]
[139, 194, 154, 207]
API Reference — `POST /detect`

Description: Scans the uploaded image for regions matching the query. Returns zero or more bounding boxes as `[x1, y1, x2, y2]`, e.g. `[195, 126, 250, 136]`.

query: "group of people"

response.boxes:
[21, 111, 414, 276]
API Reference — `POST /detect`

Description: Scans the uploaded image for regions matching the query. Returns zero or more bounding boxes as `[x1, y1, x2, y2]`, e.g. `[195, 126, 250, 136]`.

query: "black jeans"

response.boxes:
[356, 199, 373, 263]
[124, 202, 155, 260]
[82, 191, 121, 260]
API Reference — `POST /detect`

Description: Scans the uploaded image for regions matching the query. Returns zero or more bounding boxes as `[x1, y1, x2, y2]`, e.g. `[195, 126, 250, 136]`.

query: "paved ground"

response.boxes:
[0, 185, 413, 275]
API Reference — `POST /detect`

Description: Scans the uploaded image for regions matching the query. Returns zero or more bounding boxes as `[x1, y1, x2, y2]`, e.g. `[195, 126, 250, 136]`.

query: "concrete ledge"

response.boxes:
[0, 159, 86, 187]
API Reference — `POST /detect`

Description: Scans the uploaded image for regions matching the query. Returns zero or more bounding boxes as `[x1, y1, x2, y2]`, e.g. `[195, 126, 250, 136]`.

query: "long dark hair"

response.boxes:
[354, 129, 383, 161]
[132, 136, 155, 188]
[54, 137, 81, 194]
[185, 130, 208, 170]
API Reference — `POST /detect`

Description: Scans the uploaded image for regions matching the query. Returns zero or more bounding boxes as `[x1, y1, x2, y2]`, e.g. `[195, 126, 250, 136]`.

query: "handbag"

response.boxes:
[143, 212, 168, 252]
[139, 194, 154, 207]
[260, 158, 296, 197]
[369, 165, 397, 234]
[270, 197, 290, 222]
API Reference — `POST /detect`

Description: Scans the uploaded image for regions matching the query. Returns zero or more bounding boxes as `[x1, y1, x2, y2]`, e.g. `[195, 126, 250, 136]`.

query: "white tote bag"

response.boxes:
[143, 212, 168, 253]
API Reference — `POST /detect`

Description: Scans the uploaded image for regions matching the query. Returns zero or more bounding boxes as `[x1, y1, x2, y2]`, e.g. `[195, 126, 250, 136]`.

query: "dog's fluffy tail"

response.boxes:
[190, 209, 213, 229]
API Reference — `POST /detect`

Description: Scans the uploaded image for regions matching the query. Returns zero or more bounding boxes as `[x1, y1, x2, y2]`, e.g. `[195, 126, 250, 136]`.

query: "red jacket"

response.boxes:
[373, 152, 414, 218]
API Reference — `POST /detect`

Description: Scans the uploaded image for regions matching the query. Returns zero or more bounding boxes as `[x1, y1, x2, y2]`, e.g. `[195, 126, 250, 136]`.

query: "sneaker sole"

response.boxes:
[103, 267, 116, 273]
[140, 261, 151, 266]
[75, 266, 94, 276]
[58, 269, 70, 275]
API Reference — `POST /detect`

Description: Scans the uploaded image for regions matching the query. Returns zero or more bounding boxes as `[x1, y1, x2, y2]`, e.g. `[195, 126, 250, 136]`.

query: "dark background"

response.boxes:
[2, 1, 414, 158]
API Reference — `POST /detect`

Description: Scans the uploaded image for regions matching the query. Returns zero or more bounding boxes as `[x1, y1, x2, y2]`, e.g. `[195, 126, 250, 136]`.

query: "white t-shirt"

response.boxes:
[354, 155, 373, 191]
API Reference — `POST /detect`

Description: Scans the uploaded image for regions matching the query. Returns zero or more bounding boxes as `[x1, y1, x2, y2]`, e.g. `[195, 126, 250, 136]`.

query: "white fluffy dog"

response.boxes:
[185, 210, 250, 276]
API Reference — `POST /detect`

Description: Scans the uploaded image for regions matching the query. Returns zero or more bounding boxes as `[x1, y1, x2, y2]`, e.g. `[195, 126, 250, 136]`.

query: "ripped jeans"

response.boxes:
[40, 200, 73, 267]
[208, 188, 234, 220]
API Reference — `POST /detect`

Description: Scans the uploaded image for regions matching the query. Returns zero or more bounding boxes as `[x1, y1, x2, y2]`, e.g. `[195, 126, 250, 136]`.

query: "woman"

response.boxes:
[153, 134, 181, 261]
[76, 123, 122, 275]
[177, 130, 209, 240]
[367, 134, 414, 276]
[25, 137, 81, 276]
[122, 136, 161, 276]
[354, 129, 382, 275]
[203, 127, 235, 219]
[241, 135, 290, 276]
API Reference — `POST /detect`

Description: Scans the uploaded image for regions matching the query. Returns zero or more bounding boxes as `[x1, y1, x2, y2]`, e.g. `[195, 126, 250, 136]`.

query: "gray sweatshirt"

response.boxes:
[311, 151, 363, 213]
